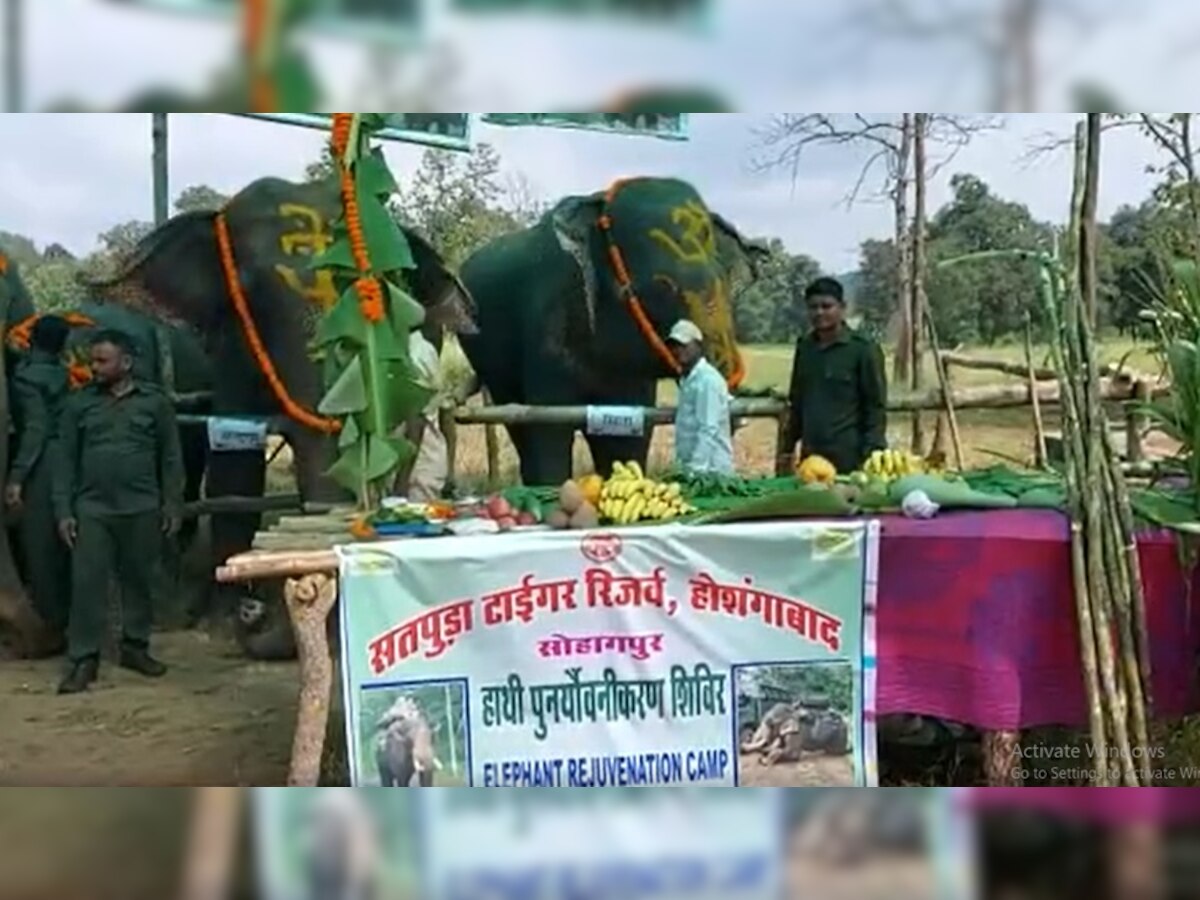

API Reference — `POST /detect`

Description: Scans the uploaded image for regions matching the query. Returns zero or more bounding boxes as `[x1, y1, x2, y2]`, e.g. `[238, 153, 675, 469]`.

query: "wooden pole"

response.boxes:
[481, 388, 500, 489]
[1081, 113, 1102, 328]
[893, 114, 914, 384]
[1025, 315, 1049, 467]
[910, 113, 929, 454]
[152, 113, 170, 226]
[924, 307, 964, 470]
[284, 573, 337, 786]
[1125, 380, 1149, 463]
[178, 788, 243, 900]
[3, 0, 20, 113]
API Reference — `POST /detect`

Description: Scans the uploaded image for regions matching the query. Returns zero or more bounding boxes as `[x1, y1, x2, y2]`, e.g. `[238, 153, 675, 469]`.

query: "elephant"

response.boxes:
[458, 176, 766, 487]
[82, 175, 476, 659]
[743, 703, 851, 763]
[374, 695, 441, 787]
[789, 791, 926, 867]
[7, 302, 214, 550]
[299, 789, 381, 900]
[740, 701, 798, 755]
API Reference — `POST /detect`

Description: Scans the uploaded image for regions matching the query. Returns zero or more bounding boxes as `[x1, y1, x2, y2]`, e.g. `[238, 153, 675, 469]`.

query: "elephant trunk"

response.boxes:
[740, 723, 775, 754]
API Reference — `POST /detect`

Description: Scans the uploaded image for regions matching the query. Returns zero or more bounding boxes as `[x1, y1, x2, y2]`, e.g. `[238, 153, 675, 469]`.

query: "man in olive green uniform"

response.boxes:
[782, 277, 888, 475]
[54, 329, 183, 694]
[6, 315, 72, 650]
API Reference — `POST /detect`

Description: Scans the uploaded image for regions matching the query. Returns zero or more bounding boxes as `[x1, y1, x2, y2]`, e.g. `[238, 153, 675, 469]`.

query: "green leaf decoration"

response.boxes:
[315, 286, 369, 349]
[384, 364, 434, 426]
[358, 148, 399, 198]
[386, 281, 427, 333]
[310, 235, 357, 273]
[317, 355, 367, 415]
[364, 433, 403, 482]
[327, 446, 366, 495]
[272, 49, 321, 113]
[357, 177, 414, 272]
[368, 316, 413, 363]
[338, 413, 361, 450]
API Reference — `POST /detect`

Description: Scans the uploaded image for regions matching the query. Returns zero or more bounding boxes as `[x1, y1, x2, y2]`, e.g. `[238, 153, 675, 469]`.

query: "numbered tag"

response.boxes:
[206, 417, 268, 452]
[585, 405, 645, 437]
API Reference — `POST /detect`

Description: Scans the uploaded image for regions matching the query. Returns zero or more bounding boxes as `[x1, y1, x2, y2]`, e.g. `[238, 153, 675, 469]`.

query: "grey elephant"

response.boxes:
[299, 789, 381, 900]
[84, 176, 476, 658]
[459, 176, 765, 486]
[790, 790, 926, 867]
[743, 704, 851, 764]
[375, 696, 441, 787]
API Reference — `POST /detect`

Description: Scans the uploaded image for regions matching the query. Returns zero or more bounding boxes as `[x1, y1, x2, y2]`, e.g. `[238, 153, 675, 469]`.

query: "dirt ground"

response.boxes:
[785, 855, 936, 900]
[738, 751, 856, 787]
[0, 630, 300, 786]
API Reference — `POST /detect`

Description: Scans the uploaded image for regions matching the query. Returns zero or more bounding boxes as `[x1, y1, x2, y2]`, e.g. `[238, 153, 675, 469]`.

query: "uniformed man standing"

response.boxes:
[54, 329, 184, 694]
[6, 315, 72, 651]
[782, 278, 888, 475]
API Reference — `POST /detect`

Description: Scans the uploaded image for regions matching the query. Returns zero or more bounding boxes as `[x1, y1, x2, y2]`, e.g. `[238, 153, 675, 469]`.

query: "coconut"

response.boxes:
[568, 502, 599, 530]
[559, 480, 585, 514]
[547, 508, 570, 530]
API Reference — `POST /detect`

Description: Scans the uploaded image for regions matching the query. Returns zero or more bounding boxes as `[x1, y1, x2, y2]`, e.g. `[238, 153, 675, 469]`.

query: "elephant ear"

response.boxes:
[400, 228, 479, 336]
[550, 192, 606, 333]
[712, 211, 770, 283]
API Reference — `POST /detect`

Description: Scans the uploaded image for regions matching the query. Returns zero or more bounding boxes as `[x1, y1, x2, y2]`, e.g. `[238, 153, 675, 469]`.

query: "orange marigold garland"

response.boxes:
[0, 253, 8, 275]
[330, 113, 383, 322]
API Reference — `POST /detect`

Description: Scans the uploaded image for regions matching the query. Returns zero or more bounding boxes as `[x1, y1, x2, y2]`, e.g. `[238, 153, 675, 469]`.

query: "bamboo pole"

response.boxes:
[910, 113, 929, 454]
[924, 307, 963, 469]
[216, 550, 339, 582]
[1024, 316, 1049, 467]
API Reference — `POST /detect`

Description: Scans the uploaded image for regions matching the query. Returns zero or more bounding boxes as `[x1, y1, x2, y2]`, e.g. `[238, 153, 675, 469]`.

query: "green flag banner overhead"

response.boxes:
[103, 0, 425, 44]
[238, 113, 471, 150]
[453, 0, 710, 25]
[482, 112, 690, 140]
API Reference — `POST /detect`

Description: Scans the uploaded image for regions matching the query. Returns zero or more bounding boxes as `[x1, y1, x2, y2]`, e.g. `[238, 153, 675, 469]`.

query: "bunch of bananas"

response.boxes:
[600, 461, 695, 524]
[862, 448, 925, 481]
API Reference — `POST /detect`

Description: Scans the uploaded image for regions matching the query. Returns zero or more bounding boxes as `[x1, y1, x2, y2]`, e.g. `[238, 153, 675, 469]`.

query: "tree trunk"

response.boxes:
[892, 114, 914, 384]
[909, 113, 929, 454]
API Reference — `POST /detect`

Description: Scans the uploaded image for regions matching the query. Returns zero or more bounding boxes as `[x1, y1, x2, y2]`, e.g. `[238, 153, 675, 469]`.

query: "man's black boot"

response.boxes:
[119, 646, 167, 678]
[57, 657, 99, 695]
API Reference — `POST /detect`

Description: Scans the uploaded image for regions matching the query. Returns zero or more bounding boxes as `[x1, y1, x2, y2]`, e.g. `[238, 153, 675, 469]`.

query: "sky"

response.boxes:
[5, 1, 1200, 271]
[0, 112, 1168, 273]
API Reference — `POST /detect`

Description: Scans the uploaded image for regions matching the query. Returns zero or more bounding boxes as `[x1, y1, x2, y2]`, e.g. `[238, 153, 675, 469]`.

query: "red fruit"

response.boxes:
[486, 496, 513, 520]
[516, 511, 536, 527]
[497, 516, 517, 531]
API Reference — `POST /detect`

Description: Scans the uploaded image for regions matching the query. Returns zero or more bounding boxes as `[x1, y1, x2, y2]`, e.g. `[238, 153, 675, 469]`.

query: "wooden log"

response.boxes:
[940, 351, 1144, 385]
[982, 730, 1024, 786]
[217, 550, 339, 582]
[284, 573, 337, 786]
[271, 513, 360, 534]
[1126, 380, 1151, 463]
[455, 380, 1160, 428]
[1025, 317, 1049, 468]
[180, 493, 304, 518]
[252, 533, 360, 553]
[178, 788, 243, 900]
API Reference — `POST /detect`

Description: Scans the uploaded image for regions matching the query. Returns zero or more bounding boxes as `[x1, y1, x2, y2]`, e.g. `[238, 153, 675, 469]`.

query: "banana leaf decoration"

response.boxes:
[310, 113, 433, 510]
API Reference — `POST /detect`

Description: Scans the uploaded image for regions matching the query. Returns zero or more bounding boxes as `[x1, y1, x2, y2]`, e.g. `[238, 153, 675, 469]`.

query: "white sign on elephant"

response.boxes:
[585, 405, 646, 437]
[206, 416, 268, 452]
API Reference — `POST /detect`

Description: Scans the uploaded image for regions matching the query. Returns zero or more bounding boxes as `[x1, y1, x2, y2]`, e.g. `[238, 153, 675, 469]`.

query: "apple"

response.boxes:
[496, 516, 517, 531]
[486, 495, 513, 520]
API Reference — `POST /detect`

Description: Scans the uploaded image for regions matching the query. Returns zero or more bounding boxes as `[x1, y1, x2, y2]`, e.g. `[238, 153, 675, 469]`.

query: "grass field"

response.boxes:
[438, 338, 1163, 488]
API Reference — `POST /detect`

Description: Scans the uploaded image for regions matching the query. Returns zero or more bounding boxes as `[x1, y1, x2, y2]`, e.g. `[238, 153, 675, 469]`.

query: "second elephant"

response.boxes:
[459, 176, 765, 487]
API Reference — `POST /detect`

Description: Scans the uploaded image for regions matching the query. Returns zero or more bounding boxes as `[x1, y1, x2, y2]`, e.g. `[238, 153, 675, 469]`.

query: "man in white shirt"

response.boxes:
[399, 316, 450, 502]
[667, 319, 735, 476]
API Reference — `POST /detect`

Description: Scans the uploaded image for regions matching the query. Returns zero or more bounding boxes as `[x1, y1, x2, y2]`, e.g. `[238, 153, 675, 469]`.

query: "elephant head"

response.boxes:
[549, 177, 766, 388]
[300, 789, 381, 900]
[375, 695, 441, 787]
[82, 175, 476, 502]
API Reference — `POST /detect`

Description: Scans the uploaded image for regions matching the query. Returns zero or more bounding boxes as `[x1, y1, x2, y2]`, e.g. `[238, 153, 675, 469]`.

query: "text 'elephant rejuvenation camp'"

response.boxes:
[338, 521, 880, 787]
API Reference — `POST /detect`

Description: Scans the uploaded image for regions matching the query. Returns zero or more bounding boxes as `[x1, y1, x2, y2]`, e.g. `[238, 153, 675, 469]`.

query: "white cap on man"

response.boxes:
[667, 319, 704, 346]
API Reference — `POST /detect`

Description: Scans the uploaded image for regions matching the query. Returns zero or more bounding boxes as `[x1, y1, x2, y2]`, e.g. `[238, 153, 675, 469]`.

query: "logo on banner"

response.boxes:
[581, 533, 623, 565]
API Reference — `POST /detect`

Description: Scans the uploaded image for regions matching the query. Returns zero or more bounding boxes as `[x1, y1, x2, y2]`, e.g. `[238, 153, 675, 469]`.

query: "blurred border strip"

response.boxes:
[967, 787, 1200, 825]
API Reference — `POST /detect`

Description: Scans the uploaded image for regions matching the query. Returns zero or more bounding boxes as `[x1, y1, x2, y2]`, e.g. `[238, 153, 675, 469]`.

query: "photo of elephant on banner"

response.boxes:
[459, 176, 767, 487]
[359, 683, 468, 787]
[77, 175, 477, 659]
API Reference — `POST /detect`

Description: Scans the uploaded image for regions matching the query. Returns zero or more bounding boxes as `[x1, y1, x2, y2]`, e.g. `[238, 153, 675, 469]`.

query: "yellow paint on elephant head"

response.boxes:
[654, 273, 744, 385]
[648, 200, 716, 266]
[274, 202, 339, 310]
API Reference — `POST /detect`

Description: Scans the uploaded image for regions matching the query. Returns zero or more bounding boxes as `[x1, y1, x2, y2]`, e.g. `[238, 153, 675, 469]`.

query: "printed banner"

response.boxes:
[239, 113, 470, 150]
[482, 113, 689, 140]
[254, 789, 975, 900]
[338, 520, 878, 787]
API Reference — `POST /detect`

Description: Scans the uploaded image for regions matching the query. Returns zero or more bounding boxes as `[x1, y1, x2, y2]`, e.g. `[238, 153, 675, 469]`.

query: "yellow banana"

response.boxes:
[628, 461, 644, 480]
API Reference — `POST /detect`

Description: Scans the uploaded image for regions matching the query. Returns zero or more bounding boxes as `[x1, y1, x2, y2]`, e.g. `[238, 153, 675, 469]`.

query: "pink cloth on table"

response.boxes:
[876, 509, 1200, 730]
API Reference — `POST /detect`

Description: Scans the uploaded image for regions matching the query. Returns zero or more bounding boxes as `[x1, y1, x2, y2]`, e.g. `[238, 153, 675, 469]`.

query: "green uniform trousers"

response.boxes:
[18, 460, 71, 633]
[67, 512, 162, 662]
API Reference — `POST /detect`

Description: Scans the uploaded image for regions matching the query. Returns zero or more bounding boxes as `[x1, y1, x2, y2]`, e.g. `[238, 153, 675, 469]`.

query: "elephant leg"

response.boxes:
[200, 449, 265, 621]
[177, 422, 209, 551]
[517, 425, 575, 487]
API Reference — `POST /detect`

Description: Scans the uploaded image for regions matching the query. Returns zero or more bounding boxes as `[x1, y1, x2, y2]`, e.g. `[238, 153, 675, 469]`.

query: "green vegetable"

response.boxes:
[697, 486, 855, 523]
[888, 474, 1018, 509]
[1016, 487, 1067, 509]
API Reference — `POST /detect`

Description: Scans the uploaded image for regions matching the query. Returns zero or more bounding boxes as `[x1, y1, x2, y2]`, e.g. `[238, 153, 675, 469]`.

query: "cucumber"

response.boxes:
[887, 474, 1018, 509]
[699, 486, 855, 523]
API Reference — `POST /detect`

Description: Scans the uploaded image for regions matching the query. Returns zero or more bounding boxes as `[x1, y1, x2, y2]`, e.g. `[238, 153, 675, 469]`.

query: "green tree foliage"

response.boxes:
[853, 239, 900, 339]
[173, 184, 230, 214]
[732, 239, 821, 344]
